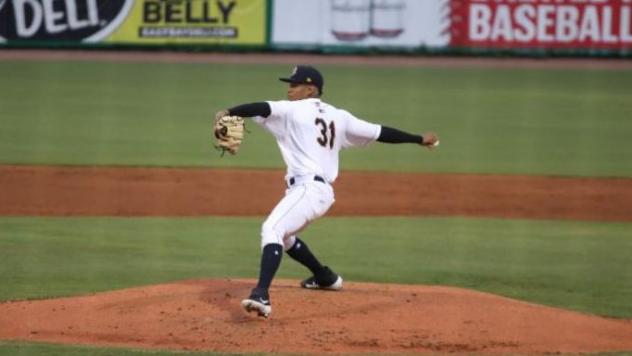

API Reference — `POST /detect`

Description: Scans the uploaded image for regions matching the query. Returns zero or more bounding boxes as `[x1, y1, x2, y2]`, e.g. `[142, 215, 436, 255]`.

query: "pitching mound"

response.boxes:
[1, 279, 631, 354]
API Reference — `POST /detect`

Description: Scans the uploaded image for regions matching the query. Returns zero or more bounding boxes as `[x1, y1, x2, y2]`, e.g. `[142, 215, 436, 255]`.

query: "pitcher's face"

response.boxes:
[287, 83, 318, 101]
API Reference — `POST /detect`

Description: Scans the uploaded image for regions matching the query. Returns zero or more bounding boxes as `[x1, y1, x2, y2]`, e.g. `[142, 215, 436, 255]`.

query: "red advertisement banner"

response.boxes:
[450, 0, 632, 49]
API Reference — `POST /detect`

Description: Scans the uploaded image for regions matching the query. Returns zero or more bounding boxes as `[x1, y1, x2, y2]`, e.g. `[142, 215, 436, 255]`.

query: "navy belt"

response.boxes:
[288, 175, 325, 186]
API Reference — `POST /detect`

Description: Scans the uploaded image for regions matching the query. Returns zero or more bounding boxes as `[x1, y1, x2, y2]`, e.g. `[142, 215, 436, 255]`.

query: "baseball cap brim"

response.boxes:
[279, 77, 300, 84]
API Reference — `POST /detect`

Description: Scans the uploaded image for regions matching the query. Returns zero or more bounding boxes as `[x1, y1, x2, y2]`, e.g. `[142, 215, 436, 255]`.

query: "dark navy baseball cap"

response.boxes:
[279, 65, 324, 94]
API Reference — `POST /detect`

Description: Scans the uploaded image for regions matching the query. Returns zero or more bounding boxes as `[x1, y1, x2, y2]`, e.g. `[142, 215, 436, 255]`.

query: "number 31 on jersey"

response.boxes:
[315, 118, 335, 149]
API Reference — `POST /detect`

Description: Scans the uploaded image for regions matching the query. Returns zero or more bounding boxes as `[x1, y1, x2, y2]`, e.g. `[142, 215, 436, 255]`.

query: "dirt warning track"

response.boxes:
[1, 165, 631, 221]
[2, 50, 632, 70]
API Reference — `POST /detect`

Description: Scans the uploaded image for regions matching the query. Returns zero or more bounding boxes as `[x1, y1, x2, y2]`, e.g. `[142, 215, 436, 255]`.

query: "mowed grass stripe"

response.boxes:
[0, 341, 234, 356]
[0, 61, 631, 176]
[1, 216, 630, 318]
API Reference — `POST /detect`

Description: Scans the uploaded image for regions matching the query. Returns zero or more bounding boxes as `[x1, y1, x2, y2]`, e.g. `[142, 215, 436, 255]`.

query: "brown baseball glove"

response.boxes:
[213, 113, 245, 155]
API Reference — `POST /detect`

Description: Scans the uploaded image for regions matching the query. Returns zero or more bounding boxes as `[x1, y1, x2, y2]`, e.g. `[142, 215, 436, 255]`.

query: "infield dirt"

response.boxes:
[1, 165, 632, 221]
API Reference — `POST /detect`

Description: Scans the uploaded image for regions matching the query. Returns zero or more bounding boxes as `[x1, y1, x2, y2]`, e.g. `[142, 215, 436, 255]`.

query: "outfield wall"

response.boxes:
[0, 0, 630, 57]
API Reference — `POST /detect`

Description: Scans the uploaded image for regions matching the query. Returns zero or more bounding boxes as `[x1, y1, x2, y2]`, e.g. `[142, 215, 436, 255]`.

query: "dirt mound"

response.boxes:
[1, 279, 631, 354]
[2, 165, 632, 221]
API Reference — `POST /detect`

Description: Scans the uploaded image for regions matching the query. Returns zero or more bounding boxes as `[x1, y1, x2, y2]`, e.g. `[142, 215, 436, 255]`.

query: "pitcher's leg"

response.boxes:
[256, 244, 283, 291]
[243, 185, 319, 318]
[261, 185, 316, 248]
[241, 243, 282, 318]
[285, 236, 325, 276]
[243, 184, 336, 317]
[288, 235, 343, 291]
[271, 184, 340, 290]
[282, 235, 296, 251]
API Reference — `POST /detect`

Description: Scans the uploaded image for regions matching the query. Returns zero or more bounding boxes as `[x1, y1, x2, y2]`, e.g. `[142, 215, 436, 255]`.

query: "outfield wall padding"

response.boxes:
[0, 0, 630, 57]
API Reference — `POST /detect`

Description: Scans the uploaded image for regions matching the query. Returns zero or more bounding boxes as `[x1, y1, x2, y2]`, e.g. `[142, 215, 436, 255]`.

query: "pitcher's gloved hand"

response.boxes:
[213, 113, 245, 155]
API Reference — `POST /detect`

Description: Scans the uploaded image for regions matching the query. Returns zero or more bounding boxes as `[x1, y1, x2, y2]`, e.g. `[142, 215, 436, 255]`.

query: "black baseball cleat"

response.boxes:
[241, 288, 272, 318]
[301, 266, 343, 291]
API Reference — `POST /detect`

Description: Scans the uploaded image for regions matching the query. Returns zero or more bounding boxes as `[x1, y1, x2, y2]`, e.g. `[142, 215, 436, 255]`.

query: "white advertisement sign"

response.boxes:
[272, 0, 451, 48]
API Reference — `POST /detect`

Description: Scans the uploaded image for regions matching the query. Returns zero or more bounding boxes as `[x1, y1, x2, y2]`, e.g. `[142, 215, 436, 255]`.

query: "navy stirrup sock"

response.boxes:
[286, 237, 325, 276]
[255, 243, 283, 292]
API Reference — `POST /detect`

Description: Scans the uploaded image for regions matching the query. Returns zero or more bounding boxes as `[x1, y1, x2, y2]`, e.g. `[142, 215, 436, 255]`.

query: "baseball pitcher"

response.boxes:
[214, 65, 439, 318]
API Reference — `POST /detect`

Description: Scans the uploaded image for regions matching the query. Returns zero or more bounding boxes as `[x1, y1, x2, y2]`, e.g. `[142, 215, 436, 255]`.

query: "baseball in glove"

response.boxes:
[213, 112, 245, 155]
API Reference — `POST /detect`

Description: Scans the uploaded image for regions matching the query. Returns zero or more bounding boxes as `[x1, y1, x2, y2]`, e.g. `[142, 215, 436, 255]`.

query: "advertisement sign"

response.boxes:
[450, 0, 632, 49]
[0, 0, 133, 43]
[272, 0, 451, 48]
[106, 0, 266, 45]
[0, 0, 267, 45]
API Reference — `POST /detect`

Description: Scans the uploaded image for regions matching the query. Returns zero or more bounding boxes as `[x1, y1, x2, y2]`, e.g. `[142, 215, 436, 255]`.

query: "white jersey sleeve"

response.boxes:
[340, 110, 382, 148]
[267, 100, 293, 119]
[252, 100, 292, 137]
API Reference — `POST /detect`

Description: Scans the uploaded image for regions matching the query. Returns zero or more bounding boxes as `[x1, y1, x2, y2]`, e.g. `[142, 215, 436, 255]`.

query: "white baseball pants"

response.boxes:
[260, 176, 335, 250]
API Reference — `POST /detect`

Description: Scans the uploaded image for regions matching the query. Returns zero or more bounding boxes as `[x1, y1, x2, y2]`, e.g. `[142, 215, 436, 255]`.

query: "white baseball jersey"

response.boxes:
[253, 98, 381, 183]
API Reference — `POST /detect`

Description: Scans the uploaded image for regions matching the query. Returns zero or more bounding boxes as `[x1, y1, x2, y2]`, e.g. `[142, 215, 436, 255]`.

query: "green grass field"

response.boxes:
[0, 341, 249, 356]
[1, 216, 631, 318]
[1, 61, 631, 176]
[1, 59, 631, 355]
